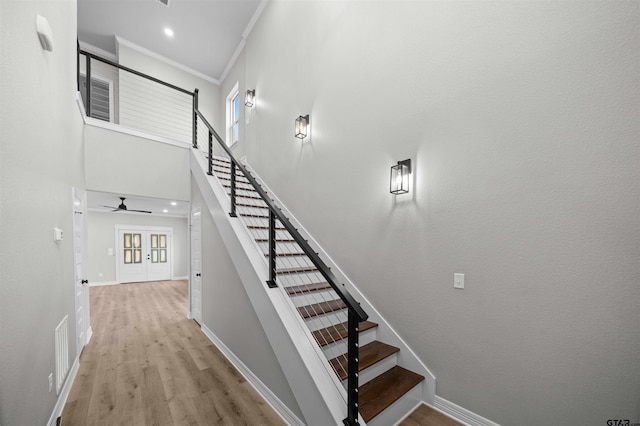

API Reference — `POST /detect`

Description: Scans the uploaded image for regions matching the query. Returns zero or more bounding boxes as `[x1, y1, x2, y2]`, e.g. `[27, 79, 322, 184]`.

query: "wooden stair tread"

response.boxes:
[265, 252, 308, 258]
[312, 321, 378, 346]
[222, 182, 257, 191]
[297, 299, 346, 318]
[285, 282, 332, 295]
[359, 366, 425, 423]
[329, 341, 399, 381]
[239, 213, 270, 219]
[247, 225, 286, 230]
[236, 203, 268, 209]
[228, 192, 264, 201]
[276, 266, 318, 275]
[255, 238, 296, 243]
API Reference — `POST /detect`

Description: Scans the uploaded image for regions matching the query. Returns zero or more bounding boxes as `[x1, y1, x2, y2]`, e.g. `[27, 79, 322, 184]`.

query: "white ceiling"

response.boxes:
[87, 191, 190, 218]
[77, 0, 263, 80]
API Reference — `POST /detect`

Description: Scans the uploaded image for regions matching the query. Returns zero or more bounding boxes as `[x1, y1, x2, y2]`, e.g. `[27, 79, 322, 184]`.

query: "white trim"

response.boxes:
[115, 36, 220, 85]
[432, 395, 501, 426]
[81, 112, 191, 150]
[200, 324, 305, 426]
[78, 40, 118, 61]
[47, 357, 79, 426]
[172, 275, 188, 280]
[221, 0, 269, 82]
[89, 280, 119, 287]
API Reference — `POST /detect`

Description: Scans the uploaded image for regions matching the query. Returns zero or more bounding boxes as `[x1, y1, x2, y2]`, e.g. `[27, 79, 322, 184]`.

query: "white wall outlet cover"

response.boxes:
[53, 227, 63, 242]
[454, 273, 465, 289]
[36, 14, 54, 52]
[107, 248, 114, 256]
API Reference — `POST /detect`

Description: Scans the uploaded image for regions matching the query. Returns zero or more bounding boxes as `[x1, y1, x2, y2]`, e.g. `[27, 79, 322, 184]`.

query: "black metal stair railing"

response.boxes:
[75, 46, 368, 424]
[194, 109, 368, 426]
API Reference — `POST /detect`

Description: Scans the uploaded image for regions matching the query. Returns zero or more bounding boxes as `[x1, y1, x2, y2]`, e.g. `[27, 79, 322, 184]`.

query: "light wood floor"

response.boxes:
[400, 404, 462, 426]
[62, 280, 285, 426]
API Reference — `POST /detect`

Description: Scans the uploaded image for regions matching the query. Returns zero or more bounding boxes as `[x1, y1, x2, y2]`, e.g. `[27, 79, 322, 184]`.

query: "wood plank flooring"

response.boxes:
[399, 403, 462, 426]
[62, 280, 285, 426]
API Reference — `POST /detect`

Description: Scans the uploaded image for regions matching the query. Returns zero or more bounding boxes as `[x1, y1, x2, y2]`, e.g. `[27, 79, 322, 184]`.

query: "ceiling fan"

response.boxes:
[101, 197, 152, 214]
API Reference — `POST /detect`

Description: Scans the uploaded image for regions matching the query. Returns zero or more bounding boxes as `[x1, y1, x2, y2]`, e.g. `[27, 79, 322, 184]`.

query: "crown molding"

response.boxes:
[78, 40, 118, 61]
[115, 36, 220, 85]
[220, 0, 269, 83]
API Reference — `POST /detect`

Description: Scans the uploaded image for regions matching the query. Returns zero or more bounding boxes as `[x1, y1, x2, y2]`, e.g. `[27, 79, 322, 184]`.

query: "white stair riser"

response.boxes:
[290, 290, 340, 307]
[367, 381, 423, 426]
[303, 310, 348, 331]
[342, 352, 397, 388]
[321, 327, 377, 359]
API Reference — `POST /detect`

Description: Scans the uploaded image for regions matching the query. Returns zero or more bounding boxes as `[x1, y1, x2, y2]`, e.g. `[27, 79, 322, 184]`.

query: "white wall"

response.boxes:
[224, 2, 640, 425]
[84, 124, 191, 202]
[86, 211, 188, 283]
[0, 0, 85, 424]
[116, 39, 221, 143]
[190, 175, 305, 421]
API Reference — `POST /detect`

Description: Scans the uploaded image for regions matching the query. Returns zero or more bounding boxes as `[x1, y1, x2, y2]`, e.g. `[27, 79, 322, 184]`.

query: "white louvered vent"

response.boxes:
[55, 315, 70, 395]
[80, 75, 112, 122]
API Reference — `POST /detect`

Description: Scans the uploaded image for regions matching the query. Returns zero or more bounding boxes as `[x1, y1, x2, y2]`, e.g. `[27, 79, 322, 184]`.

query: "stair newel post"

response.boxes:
[344, 310, 360, 426]
[192, 88, 199, 149]
[207, 131, 213, 176]
[229, 160, 238, 218]
[266, 208, 278, 288]
[85, 54, 92, 117]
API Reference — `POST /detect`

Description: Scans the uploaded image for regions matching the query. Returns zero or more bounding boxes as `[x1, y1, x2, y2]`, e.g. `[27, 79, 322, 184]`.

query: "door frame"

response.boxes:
[72, 187, 91, 353]
[189, 208, 202, 323]
[115, 225, 174, 283]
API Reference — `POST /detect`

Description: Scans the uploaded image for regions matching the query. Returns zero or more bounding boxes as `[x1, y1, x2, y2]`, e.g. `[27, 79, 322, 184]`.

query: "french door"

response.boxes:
[116, 226, 173, 283]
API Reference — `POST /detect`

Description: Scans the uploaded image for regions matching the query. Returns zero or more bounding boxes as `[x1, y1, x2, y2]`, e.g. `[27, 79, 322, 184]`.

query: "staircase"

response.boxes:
[209, 155, 427, 424]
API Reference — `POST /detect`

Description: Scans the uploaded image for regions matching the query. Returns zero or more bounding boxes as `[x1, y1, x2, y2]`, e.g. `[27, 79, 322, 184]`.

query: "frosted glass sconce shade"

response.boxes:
[390, 159, 411, 194]
[295, 115, 309, 139]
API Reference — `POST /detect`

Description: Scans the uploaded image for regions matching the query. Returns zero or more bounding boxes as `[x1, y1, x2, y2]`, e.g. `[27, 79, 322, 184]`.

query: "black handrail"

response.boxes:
[194, 109, 367, 425]
[195, 110, 368, 321]
[78, 49, 194, 96]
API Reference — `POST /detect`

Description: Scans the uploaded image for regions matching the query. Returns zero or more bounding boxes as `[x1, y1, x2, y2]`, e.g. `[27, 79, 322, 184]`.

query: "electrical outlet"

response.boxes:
[454, 273, 465, 289]
[48, 373, 53, 392]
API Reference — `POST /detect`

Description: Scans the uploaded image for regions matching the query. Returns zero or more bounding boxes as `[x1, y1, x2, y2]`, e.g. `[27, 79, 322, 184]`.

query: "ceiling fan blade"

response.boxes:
[100, 205, 118, 209]
[129, 209, 153, 214]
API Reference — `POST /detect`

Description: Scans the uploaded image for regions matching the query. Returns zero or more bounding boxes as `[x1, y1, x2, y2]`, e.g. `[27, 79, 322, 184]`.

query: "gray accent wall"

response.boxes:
[86, 211, 188, 283]
[0, 0, 84, 424]
[223, 2, 640, 425]
[190, 175, 305, 421]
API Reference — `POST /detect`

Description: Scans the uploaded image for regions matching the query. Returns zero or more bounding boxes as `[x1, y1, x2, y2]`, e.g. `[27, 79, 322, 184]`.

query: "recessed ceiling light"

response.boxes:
[170, 201, 177, 206]
[162, 209, 169, 213]
[164, 27, 174, 38]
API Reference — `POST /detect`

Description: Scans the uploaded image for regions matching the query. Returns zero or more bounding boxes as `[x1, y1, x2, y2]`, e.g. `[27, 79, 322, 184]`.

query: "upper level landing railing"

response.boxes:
[77, 46, 367, 425]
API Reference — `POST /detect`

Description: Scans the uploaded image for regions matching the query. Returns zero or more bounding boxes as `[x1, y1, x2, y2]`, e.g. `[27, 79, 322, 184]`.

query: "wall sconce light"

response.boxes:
[245, 89, 255, 107]
[390, 159, 411, 194]
[295, 115, 309, 139]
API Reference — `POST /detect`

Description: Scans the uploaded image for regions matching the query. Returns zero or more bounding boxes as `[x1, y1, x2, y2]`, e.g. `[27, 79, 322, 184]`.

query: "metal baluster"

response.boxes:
[85, 54, 91, 118]
[192, 88, 199, 149]
[343, 310, 360, 426]
[266, 208, 277, 288]
[207, 131, 213, 176]
[229, 160, 238, 218]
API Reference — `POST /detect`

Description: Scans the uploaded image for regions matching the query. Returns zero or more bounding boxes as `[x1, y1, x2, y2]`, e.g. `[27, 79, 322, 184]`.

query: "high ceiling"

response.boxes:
[77, 0, 263, 81]
[87, 191, 190, 218]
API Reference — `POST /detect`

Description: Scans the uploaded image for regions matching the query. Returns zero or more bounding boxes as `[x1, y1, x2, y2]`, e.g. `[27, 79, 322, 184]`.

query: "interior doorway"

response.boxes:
[116, 225, 173, 283]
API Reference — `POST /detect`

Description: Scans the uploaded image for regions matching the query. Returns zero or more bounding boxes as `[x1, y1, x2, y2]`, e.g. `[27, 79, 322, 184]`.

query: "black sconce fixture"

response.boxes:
[245, 89, 255, 107]
[390, 159, 411, 194]
[295, 115, 309, 139]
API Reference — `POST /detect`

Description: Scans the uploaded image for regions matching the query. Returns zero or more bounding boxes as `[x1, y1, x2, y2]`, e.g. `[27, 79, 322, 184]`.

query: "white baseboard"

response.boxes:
[47, 357, 80, 426]
[89, 280, 119, 287]
[172, 276, 188, 280]
[432, 395, 500, 426]
[200, 324, 305, 426]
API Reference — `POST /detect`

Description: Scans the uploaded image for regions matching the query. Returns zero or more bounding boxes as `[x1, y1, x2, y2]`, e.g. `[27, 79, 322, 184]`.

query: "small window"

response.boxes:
[226, 82, 240, 147]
